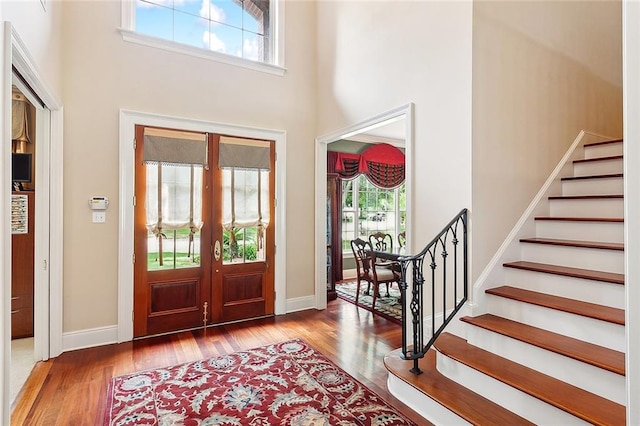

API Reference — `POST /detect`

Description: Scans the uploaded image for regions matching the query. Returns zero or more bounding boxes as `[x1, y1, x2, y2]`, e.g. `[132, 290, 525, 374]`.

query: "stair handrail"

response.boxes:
[396, 208, 468, 374]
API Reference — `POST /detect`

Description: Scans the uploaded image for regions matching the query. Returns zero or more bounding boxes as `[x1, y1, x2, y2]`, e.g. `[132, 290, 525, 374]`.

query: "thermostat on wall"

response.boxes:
[89, 196, 109, 210]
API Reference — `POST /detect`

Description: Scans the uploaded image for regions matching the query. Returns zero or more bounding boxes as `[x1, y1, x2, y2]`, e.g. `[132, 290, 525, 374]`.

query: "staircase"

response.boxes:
[385, 138, 626, 425]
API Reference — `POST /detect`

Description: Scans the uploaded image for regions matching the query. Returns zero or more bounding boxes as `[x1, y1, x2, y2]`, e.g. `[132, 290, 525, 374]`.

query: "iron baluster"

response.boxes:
[397, 209, 469, 374]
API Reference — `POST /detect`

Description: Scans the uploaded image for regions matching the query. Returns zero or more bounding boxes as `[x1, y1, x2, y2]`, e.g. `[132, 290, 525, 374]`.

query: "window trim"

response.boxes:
[119, 0, 286, 76]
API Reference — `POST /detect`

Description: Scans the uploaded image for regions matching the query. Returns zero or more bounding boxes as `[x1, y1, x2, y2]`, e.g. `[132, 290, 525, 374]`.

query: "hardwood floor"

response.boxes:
[11, 298, 431, 425]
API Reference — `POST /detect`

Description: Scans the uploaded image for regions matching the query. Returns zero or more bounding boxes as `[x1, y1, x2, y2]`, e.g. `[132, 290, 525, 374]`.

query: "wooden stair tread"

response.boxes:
[561, 173, 623, 181]
[519, 237, 623, 251]
[384, 349, 535, 425]
[535, 216, 623, 222]
[548, 194, 623, 200]
[503, 260, 624, 284]
[583, 139, 622, 147]
[433, 333, 626, 425]
[573, 154, 622, 164]
[486, 285, 625, 325]
[460, 314, 625, 375]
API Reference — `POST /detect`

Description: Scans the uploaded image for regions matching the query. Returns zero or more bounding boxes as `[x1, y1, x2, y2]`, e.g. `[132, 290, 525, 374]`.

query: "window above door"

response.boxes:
[119, 0, 286, 75]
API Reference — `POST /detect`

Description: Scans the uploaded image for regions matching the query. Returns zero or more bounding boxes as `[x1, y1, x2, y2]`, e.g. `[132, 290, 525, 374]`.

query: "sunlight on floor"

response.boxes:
[11, 338, 35, 405]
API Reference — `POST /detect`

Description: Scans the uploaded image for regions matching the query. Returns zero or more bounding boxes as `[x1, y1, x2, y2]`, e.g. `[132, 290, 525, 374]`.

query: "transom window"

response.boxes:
[136, 0, 269, 61]
[341, 175, 406, 252]
[121, 0, 283, 73]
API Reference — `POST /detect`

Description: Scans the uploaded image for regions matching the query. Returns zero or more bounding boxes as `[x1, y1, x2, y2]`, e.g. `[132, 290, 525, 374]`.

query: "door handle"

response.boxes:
[214, 240, 221, 261]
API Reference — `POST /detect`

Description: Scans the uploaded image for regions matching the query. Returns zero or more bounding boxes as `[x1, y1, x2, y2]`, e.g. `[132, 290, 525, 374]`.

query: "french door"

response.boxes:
[133, 126, 275, 337]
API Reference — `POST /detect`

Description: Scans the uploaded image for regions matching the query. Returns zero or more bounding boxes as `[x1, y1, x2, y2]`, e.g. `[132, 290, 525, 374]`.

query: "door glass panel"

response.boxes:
[221, 167, 269, 264]
[146, 163, 203, 270]
[147, 228, 201, 270]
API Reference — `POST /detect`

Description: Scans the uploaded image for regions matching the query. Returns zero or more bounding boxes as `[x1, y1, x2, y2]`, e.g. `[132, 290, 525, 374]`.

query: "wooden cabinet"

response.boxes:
[11, 191, 34, 339]
[326, 176, 339, 301]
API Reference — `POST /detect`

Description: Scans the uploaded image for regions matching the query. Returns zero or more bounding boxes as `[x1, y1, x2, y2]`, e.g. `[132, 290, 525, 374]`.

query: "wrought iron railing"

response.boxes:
[397, 208, 468, 374]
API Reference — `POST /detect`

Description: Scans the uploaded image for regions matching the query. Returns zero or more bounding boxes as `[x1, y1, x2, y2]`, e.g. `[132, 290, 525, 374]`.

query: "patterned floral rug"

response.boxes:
[104, 338, 416, 425]
[335, 281, 403, 323]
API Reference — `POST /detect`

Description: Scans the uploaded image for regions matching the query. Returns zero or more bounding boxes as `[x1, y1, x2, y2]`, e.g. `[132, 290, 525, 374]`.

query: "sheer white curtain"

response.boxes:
[145, 164, 204, 236]
[219, 136, 271, 232]
[221, 168, 270, 231]
[143, 128, 207, 238]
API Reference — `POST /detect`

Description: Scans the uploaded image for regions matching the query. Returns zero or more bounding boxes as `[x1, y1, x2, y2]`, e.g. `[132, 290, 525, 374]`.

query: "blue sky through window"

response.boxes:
[136, 0, 266, 62]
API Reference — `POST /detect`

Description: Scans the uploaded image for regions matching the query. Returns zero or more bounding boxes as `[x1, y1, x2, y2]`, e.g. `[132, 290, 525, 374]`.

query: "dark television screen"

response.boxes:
[12, 153, 32, 183]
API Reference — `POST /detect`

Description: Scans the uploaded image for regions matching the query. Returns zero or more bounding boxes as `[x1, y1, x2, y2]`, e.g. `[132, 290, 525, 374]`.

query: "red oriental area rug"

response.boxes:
[104, 338, 416, 425]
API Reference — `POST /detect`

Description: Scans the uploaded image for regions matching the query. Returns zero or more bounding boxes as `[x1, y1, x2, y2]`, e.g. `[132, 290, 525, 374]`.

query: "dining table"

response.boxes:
[371, 246, 407, 262]
[370, 246, 410, 292]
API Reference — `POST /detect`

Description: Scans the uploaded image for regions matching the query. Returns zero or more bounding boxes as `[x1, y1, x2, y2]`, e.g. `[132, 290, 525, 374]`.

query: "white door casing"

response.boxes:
[118, 110, 287, 342]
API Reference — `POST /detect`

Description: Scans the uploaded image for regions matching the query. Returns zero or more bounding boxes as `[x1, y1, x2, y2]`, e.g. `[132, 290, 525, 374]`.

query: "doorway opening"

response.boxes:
[9, 83, 37, 405]
[4, 26, 64, 422]
[314, 104, 414, 309]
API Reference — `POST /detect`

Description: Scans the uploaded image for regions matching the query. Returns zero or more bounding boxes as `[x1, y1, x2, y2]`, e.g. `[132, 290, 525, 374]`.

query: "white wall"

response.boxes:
[316, 0, 473, 246]
[0, 1, 63, 95]
[0, 0, 63, 422]
[471, 1, 623, 282]
[623, 1, 640, 421]
[59, 0, 317, 332]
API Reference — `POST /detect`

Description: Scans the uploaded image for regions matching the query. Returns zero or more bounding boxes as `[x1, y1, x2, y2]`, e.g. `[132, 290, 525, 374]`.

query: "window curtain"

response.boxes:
[143, 128, 206, 240]
[333, 143, 405, 189]
[12, 90, 31, 153]
[219, 136, 271, 233]
[326, 164, 343, 286]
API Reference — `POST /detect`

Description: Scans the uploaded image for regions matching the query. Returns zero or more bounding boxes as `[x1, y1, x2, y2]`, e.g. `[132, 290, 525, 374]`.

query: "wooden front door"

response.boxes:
[211, 135, 275, 323]
[133, 127, 275, 337]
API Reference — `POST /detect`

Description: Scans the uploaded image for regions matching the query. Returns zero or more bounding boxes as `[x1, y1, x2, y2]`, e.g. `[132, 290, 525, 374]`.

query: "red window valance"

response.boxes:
[328, 143, 405, 189]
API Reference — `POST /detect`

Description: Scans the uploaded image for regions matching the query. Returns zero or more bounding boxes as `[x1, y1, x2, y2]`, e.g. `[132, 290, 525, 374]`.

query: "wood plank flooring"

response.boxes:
[11, 298, 431, 426]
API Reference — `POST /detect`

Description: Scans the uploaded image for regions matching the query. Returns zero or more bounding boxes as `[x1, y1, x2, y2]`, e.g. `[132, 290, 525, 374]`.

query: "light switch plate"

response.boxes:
[92, 211, 106, 223]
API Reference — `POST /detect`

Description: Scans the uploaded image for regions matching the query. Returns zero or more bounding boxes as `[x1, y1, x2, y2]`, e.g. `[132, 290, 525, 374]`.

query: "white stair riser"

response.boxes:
[548, 198, 623, 218]
[573, 158, 623, 176]
[519, 243, 624, 274]
[503, 269, 625, 309]
[387, 375, 471, 426]
[583, 143, 623, 159]
[436, 352, 590, 425]
[433, 304, 471, 340]
[561, 177, 623, 196]
[486, 296, 625, 351]
[465, 326, 626, 404]
[535, 220, 623, 244]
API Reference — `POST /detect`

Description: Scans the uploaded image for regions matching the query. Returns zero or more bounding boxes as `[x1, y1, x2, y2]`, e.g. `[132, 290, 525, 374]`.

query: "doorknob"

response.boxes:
[214, 240, 221, 261]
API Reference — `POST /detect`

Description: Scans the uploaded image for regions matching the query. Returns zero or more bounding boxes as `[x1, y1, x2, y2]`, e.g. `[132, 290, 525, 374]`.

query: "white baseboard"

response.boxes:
[286, 295, 316, 313]
[342, 269, 357, 280]
[60, 296, 318, 354]
[62, 325, 119, 353]
[471, 130, 613, 315]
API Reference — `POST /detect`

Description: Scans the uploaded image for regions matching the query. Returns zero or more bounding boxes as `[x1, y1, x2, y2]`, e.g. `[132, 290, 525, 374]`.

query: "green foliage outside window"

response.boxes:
[147, 228, 201, 271]
[341, 175, 406, 251]
[223, 227, 259, 262]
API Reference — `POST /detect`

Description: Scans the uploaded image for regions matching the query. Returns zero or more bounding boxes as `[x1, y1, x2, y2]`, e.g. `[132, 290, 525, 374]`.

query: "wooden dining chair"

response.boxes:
[369, 231, 400, 273]
[350, 238, 400, 308]
[398, 231, 406, 248]
[369, 232, 393, 253]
